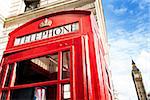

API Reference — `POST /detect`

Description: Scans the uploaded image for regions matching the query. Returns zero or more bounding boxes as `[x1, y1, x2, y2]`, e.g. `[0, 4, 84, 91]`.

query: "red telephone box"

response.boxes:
[0, 10, 112, 100]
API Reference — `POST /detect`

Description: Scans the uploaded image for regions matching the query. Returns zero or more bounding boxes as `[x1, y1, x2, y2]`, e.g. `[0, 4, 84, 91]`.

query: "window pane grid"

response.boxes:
[4, 64, 14, 87]
[62, 50, 70, 79]
[62, 84, 71, 100]
[1, 90, 8, 100]
[0, 50, 71, 100]
[1, 79, 70, 90]
[0, 65, 6, 87]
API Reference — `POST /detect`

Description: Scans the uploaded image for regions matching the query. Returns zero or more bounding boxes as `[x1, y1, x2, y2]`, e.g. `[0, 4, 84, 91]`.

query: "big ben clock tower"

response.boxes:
[132, 60, 147, 100]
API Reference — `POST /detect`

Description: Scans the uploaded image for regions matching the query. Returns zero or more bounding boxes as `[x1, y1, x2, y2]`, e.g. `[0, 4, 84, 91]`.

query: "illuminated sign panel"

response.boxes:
[14, 22, 79, 46]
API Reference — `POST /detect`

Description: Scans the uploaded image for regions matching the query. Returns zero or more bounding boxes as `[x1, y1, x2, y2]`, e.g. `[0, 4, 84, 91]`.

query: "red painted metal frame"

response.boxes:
[1, 49, 72, 100]
[0, 10, 112, 100]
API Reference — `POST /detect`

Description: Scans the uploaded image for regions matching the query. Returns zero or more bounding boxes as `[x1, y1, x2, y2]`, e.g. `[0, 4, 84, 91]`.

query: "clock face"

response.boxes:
[134, 74, 141, 78]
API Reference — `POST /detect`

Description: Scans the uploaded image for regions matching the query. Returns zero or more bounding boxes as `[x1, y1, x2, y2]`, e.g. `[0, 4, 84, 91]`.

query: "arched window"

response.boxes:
[24, 0, 40, 11]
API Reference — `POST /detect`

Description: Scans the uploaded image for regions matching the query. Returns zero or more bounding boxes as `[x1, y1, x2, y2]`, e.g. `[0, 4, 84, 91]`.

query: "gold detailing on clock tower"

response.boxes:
[132, 60, 147, 100]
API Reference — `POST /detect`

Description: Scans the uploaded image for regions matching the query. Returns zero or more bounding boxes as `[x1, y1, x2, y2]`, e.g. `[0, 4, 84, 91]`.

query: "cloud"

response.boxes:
[136, 51, 150, 93]
[113, 7, 127, 15]
[129, 0, 150, 9]
[109, 38, 149, 99]
[108, 24, 149, 99]
[103, 0, 149, 99]
[111, 67, 138, 100]
[108, 4, 127, 15]
[130, 0, 150, 4]
[139, 0, 150, 9]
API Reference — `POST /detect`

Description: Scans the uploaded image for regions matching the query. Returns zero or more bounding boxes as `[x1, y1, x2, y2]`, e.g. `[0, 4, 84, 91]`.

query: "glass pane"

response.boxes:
[62, 51, 70, 79]
[1, 90, 8, 100]
[0, 65, 6, 87]
[10, 85, 57, 100]
[62, 84, 70, 100]
[10, 88, 35, 100]
[14, 53, 58, 85]
[4, 64, 14, 87]
[46, 85, 57, 100]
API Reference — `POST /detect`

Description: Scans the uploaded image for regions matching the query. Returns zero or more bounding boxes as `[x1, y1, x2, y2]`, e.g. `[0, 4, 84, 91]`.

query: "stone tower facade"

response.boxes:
[132, 60, 147, 100]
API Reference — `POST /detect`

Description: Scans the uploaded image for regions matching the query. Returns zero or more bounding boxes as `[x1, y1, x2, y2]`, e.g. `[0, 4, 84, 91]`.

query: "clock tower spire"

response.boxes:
[131, 60, 147, 100]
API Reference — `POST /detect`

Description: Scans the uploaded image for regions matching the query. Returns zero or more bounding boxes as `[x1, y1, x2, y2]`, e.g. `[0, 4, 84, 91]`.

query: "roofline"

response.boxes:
[9, 10, 91, 36]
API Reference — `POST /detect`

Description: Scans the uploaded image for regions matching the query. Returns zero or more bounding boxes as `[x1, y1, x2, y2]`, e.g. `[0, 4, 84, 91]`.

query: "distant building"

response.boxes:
[148, 92, 150, 100]
[113, 89, 119, 100]
[131, 60, 147, 100]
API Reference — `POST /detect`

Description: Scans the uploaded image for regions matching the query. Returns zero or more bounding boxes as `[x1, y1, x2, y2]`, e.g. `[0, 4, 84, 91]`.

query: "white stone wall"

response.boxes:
[0, 13, 5, 61]
[0, 0, 11, 61]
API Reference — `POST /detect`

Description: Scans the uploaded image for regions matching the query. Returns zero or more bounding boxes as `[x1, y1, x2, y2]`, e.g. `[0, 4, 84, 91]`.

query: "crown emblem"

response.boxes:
[39, 18, 52, 28]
